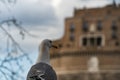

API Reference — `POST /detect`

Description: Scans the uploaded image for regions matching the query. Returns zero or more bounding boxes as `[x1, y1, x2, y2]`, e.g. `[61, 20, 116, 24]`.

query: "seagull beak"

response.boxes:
[50, 40, 58, 49]
[52, 45, 58, 49]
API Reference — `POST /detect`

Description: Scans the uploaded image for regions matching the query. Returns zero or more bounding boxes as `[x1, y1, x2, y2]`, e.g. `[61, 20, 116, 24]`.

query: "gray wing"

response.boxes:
[28, 69, 45, 80]
[27, 63, 57, 80]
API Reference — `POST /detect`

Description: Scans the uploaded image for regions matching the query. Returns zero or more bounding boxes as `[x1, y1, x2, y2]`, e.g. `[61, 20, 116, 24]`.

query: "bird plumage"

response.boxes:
[27, 39, 57, 80]
[36, 39, 53, 65]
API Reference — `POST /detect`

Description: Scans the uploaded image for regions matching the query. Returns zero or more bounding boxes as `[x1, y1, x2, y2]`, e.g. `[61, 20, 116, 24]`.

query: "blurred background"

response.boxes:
[0, 0, 120, 80]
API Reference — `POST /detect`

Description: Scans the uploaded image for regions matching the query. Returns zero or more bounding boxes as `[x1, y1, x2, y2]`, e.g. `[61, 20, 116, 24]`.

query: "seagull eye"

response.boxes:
[49, 40, 52, 43]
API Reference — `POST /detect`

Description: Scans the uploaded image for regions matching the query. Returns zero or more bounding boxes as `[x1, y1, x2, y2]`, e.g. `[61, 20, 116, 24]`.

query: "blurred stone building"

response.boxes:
[50, 1, 120, 80]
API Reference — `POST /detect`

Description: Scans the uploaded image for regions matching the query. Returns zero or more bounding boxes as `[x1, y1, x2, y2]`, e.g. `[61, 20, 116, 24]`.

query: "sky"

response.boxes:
[0, 0, 120, 79]
[0, 0, 120, 53]
[0, 0, 120, 51]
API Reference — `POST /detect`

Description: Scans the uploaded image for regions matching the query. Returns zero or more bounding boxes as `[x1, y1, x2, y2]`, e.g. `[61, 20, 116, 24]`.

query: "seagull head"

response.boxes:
[41, 39, 58, 49]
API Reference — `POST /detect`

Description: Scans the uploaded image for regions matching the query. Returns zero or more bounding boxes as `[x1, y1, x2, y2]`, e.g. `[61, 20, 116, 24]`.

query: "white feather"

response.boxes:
[36, 39, 51, 65]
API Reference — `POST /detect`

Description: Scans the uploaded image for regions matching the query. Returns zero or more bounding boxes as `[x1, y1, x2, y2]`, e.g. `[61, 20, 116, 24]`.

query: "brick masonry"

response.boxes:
[50, 2, 120, 80]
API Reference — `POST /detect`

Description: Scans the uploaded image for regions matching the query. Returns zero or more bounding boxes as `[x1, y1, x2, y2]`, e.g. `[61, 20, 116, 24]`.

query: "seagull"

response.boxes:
[27, 39, 57, 80]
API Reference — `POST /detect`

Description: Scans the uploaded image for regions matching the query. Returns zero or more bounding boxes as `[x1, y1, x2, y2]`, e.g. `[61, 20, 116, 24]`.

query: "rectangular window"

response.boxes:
[97, 37, 102, 46]
[81, 36, 103, 47]
[90, 37, 95, 46]
[97, 20, 102, 31]
[82, 21, 88, 32]
[82, 38, 87, 46]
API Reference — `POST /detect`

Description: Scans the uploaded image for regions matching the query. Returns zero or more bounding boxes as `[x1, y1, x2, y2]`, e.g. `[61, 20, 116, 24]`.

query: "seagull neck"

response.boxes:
[37, 45, 50, 65]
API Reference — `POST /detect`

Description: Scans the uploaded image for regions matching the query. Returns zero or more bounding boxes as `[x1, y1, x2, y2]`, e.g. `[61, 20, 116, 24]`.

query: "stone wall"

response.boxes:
[50, 3, 120, 80]
[58, 72, 120, 80]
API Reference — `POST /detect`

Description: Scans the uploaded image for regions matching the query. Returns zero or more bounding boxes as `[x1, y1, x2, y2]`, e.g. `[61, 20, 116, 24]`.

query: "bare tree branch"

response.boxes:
[0, 1, 36, 80]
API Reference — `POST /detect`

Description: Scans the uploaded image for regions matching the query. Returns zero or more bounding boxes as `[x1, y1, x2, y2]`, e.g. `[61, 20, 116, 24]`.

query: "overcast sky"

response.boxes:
[0, 0, 120, 56]
[0, 0, 120, 58]
[0, 0, 120, 79]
